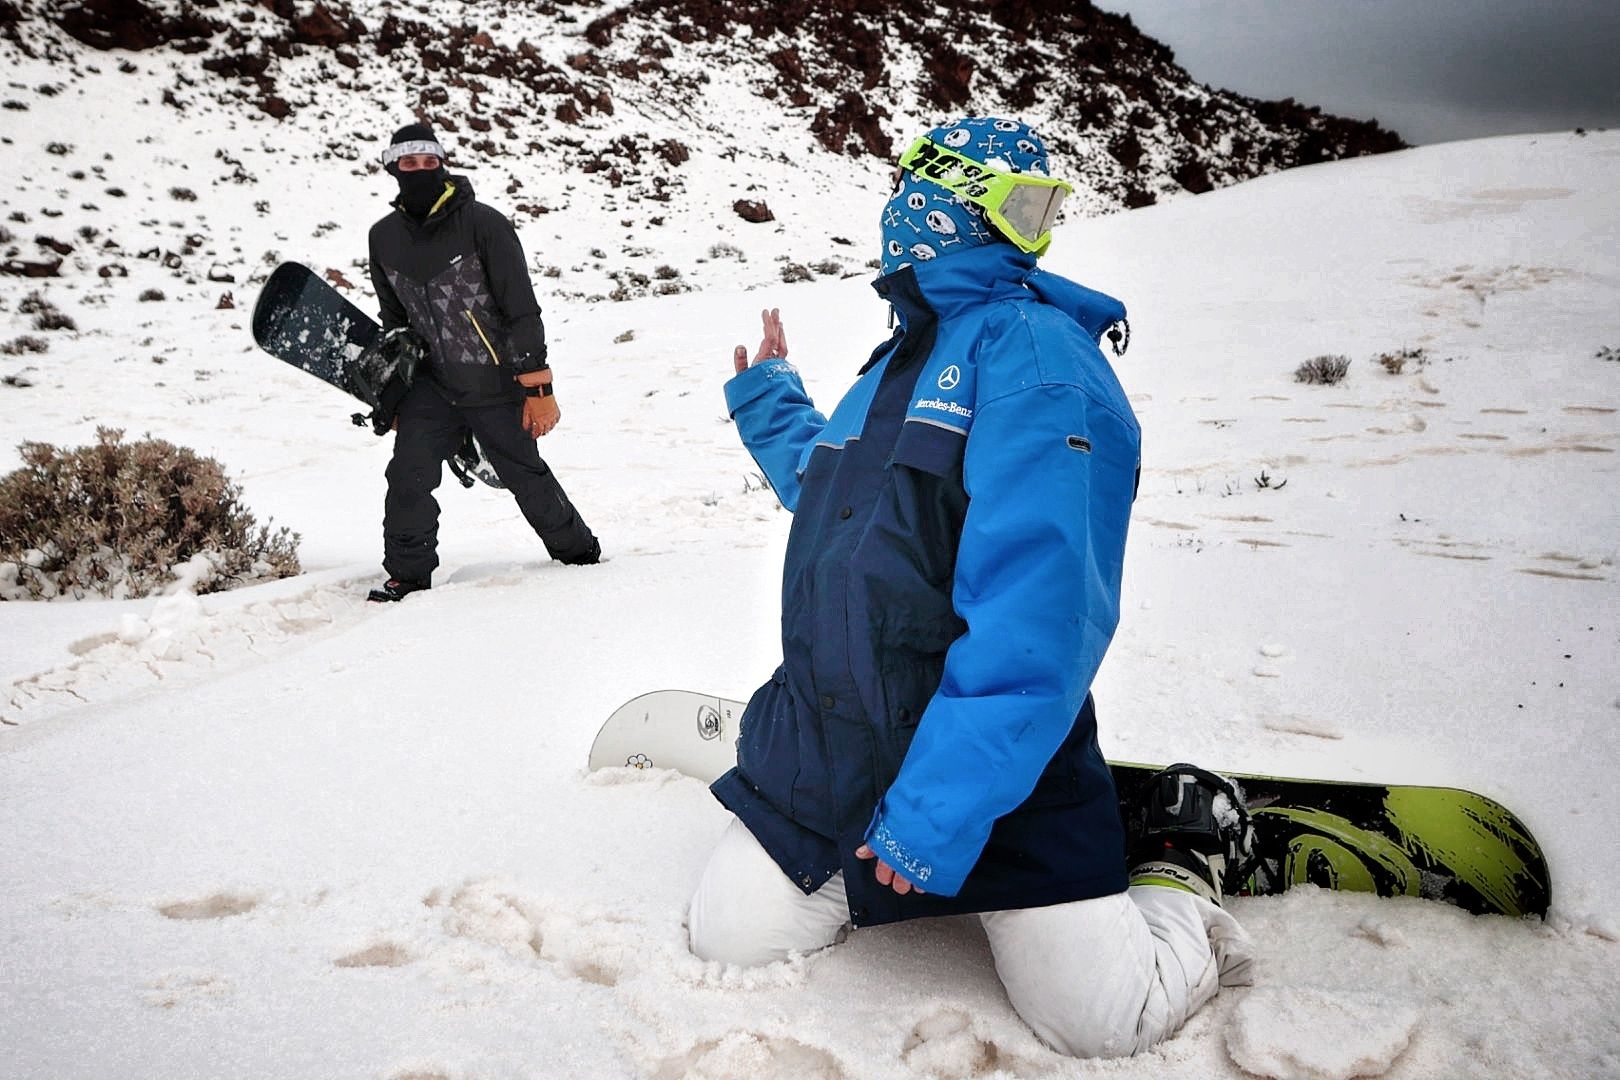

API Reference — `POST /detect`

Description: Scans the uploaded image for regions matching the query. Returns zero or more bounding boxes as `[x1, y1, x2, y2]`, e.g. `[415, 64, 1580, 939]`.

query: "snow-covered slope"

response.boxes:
[2, 106, 1618, 1080]
[1, 0, 1402, 309]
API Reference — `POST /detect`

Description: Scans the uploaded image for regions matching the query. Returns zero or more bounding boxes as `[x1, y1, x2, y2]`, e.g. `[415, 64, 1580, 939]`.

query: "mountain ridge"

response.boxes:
[2, 0, 1404, 302]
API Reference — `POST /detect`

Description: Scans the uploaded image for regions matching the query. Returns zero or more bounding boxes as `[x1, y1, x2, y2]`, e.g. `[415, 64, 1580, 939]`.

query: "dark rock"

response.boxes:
[733, 200, 773, 224]
[1, 258, 62, 277]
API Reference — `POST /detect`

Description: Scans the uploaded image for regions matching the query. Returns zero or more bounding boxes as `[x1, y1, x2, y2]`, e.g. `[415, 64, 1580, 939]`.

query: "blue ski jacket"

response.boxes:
[713, 244, 1141, 927]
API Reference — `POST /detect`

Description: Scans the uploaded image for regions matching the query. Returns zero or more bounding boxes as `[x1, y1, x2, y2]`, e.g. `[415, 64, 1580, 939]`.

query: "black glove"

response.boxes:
[346, 328, 426, 434]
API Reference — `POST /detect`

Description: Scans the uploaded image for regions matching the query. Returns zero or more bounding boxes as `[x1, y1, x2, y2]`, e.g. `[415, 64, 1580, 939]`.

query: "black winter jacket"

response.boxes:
[368, 175, 548, 408]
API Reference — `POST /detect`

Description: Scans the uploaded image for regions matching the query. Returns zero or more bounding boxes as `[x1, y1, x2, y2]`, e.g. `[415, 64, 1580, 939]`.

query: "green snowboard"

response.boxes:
[589, 690, 1551, 918]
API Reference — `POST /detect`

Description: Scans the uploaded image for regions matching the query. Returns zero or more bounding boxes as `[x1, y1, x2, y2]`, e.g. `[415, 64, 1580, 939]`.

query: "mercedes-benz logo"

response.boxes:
[937, 365, 961, 390]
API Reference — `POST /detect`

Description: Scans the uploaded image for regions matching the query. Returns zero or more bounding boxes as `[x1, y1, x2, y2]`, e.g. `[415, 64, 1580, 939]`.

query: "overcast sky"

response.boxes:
[1093, 0, 1620, 145]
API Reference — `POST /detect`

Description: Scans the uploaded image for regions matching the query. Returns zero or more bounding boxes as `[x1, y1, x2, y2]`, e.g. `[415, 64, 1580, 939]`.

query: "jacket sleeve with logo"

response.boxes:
[863, 306, 1140, 897]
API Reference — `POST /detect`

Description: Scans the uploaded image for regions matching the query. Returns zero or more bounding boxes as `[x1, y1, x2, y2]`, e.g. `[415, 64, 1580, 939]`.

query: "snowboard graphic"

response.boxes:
[251, 261, 503, 489]
[589, 690, 1551, 918]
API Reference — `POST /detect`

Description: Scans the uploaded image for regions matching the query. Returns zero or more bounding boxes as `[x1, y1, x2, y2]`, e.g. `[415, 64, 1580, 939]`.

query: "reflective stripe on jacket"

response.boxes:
[713, 244, 1141, 927]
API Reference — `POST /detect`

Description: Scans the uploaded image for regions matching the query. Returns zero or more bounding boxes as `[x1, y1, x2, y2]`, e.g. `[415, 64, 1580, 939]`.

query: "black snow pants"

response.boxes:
[383, 379, 598, 583]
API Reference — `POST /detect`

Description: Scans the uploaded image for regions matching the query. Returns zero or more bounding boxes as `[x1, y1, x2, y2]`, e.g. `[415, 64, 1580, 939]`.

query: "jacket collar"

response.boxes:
[872, 244, 1036, 329]
[872, 244, 1127, 349]
[392, 174, 473, 227]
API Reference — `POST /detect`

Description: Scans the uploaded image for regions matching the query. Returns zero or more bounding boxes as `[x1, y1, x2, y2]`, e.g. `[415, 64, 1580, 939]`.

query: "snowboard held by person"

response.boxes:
[688, 116, 1258, 1058]
[364, 122, 599, 602]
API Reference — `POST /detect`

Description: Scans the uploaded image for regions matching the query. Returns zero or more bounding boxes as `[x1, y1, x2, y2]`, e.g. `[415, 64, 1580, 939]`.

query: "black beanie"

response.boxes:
[382, 123, 447, 176]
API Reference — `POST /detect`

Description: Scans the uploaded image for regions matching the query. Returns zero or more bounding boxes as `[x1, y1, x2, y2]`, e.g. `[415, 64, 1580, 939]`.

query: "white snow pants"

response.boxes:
[688, 818, 1253, 1059]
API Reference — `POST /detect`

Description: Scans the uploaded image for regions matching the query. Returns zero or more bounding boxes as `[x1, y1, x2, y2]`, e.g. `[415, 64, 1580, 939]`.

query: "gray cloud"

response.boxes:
[1094, 0, 1620, 143]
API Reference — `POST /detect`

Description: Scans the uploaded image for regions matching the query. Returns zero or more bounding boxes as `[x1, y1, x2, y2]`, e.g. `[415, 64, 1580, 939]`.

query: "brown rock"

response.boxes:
[733, 200, 774, 224]
[1, 258, 62, 277]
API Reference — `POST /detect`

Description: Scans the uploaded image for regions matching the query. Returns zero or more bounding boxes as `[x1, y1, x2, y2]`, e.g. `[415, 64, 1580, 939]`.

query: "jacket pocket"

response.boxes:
[464, 309, 502, 366]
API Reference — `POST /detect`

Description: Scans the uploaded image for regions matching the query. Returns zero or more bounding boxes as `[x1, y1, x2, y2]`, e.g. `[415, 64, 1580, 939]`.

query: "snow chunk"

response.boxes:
[1227, 986, 1420, 1079]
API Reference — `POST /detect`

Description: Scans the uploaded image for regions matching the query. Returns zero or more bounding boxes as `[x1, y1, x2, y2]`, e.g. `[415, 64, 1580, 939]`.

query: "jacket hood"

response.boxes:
[1024, 267, 1127, 346]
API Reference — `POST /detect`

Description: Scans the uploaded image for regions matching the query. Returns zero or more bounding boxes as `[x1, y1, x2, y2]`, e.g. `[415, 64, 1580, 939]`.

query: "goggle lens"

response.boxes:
[997, 183, 1067, 244]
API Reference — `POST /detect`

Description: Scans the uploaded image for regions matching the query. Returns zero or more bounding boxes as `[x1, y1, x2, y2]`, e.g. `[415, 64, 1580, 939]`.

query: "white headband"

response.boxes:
[382, 139, 446, 166]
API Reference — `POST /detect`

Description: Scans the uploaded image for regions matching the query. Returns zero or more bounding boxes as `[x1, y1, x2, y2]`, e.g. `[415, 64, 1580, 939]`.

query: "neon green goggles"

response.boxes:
[897, 136, 1073, 256]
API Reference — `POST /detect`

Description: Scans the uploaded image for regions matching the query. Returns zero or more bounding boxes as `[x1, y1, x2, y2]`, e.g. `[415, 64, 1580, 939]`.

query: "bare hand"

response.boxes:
[732, 307, 788, 374]
[855, 844, 926, 896]
[523, 394, 560, 438]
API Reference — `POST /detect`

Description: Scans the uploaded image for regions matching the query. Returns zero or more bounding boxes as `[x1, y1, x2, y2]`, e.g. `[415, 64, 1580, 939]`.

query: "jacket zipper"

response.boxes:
[465, 309, 501, 366]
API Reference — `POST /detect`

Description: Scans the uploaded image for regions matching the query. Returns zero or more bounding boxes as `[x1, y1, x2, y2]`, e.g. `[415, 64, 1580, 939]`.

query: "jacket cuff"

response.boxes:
[863, 807, 965, 898]
[724, 357, 798, 416]
[509, 348, 549, 376]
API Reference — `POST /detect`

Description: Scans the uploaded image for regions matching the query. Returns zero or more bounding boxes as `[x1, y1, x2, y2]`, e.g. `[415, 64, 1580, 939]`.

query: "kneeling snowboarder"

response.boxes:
[688, 116, 1255, 1058]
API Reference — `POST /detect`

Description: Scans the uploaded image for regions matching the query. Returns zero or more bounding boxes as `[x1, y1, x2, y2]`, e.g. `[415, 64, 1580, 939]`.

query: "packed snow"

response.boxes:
[3, 118, 1618, 1078]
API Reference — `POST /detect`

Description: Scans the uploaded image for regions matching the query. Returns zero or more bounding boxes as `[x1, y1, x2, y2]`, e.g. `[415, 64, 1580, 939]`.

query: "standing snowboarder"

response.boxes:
[364, 123, 599, 601]
[688, 116, 1257, 1058]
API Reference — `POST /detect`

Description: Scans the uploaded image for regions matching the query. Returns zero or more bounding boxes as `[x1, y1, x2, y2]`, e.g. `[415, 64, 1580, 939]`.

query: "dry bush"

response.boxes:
[34, 310, 76, 332]
[1598, 346, 1619, 363]
[1, 335, 48, 355]
[1294, 354, 1350, 385]
[0, 428, 300, 600]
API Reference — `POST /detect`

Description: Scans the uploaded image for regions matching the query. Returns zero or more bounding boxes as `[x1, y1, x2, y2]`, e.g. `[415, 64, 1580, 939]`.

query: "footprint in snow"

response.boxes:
[142, 969, 233, 1009]
[901, 1006, 1037, 1079]
[334, 941, 414, 969]
[1226, 985, 1420, 1080]
[652, 1031, 846, 1080]
[425, 880, 637, 988]
[157, 891, 259, 920]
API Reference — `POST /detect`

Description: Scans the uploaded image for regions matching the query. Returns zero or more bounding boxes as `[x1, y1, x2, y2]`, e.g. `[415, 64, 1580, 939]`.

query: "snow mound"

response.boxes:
[1226, 985, 1421, 1080]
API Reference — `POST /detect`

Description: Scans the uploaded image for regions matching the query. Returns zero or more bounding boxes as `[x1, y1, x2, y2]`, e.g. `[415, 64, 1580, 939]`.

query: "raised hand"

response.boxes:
[732, 308, 788, 374]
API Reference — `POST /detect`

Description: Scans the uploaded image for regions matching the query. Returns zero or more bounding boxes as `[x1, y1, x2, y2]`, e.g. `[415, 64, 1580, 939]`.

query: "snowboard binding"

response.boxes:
[447, 432, 505, 490]
[1126, 763, 1258, 905]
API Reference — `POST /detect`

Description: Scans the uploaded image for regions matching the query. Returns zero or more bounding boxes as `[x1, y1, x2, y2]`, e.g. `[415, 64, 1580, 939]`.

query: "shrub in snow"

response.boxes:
[33, 310, 76, 332]
[1598, 346, 1618, 363]
[0, 427, 300, 601]
[1294, 354, 1350, 385]
[139, 288, 165, 302]
[1, 335, 48, 355]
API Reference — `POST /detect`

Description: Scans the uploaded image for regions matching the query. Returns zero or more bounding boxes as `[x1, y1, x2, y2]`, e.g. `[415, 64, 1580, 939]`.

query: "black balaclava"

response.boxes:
[382, 122, 451, 219]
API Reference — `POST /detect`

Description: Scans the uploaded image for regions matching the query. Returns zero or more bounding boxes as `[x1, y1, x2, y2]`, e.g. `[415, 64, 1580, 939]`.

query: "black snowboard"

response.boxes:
[250, 261, 503, 490]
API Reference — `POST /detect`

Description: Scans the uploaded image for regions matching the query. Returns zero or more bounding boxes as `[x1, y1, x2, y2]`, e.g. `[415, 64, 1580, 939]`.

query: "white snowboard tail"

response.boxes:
[587, 690, 744, 783]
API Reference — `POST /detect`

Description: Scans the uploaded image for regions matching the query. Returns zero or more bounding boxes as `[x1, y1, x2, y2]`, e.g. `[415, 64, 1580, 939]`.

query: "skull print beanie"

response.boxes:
[879, 116, 1052, 276]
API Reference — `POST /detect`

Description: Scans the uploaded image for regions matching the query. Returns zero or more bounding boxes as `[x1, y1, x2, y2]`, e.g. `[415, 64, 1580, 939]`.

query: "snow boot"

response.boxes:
[1126, 763, 1257, 905]
[558, 537, 602, 566]
[367, 577, 429, 603]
